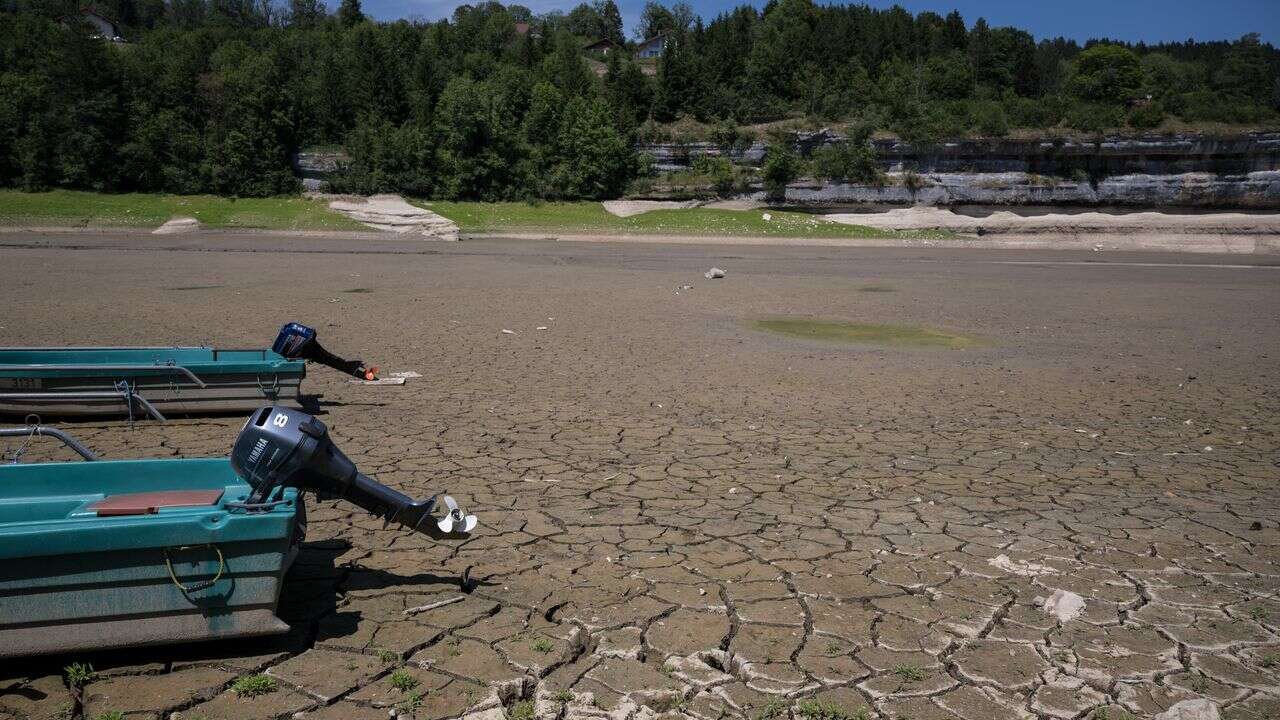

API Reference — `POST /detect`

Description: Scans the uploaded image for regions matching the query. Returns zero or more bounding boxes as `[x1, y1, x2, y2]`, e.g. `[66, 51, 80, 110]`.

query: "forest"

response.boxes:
[1, 0, 1277, 199]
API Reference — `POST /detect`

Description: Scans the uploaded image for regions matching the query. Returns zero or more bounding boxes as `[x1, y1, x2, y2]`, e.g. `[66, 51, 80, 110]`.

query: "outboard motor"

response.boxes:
[273, 322, 379, 381]
[231, 405, 477, 540]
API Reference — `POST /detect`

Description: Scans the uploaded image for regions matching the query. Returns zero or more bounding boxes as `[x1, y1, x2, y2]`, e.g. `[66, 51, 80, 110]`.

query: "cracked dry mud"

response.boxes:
[0, 236, 1277, 720]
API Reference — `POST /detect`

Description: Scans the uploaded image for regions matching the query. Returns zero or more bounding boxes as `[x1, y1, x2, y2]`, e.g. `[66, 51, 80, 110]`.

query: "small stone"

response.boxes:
[704, 267, 725, 279]
[501, 329, 516, 335]
[536, 326, 548, 330]
[1250, 521, 1263, 531]
[762, 213, 772, 221]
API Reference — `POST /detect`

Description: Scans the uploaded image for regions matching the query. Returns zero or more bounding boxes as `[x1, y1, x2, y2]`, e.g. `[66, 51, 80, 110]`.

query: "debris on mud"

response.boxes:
[403, 595, 466, 616]
[1040, 589, 1086, 622]
[988, 554, 1056, 577]
[705, 267, 726, 279]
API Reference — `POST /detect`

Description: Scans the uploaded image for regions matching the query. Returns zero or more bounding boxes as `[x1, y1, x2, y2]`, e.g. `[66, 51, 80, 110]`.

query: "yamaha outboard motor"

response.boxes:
[273, 322, 379, 381]
[231, 405, 477, 540]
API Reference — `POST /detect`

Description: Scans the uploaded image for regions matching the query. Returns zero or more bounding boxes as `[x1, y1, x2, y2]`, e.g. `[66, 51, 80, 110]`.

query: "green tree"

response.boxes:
[636, 1, 674, 40]
[761, 139, 798, 200]
[542, 32, 594, 97]
[653, 29, 699, 120]
[596, 0, 624, 44]
[433, 76, 529, 200]
[1067, 44, 1142, 105]
[331, 118, 435, 195]
[604, 51, 652, 132]
[1215, 34, 1271, 104]
[288, 0, 326, 27]
[338, 0, 363, 27]
[746, 0, 815, 104]
[550, 96, 634, 197]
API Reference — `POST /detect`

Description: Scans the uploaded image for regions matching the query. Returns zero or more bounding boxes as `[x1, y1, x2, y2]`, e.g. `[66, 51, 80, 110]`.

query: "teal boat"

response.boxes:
[0, 346, 306, 419]
[0, 428, 302, 657]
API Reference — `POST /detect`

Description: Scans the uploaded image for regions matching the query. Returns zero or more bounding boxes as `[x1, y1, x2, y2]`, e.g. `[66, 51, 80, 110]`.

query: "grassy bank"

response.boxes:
[422, 201, 922, 239]
[0, 190, 364, 231]
[0, 191, 939, 240]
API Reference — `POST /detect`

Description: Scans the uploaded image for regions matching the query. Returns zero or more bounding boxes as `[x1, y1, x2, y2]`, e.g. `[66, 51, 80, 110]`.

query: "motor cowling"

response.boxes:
[272, 322, 378, 381]
[231, 406, 476, 540]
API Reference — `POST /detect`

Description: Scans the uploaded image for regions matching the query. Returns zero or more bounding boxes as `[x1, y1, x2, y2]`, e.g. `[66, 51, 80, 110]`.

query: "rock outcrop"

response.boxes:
[637, 132, 1280, 208]
[786, 170, 1280, 208]
[152, 217, 201, 234]
[327, 194, 459, 240]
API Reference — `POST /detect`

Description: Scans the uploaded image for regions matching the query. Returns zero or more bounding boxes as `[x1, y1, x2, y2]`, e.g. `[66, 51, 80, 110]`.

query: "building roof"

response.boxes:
[637, 32, 668, 47]
[78, 6, 119, 26]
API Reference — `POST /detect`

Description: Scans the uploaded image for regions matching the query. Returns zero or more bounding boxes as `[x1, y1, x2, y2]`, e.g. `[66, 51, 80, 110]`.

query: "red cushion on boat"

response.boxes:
[89, 490, 225, 516]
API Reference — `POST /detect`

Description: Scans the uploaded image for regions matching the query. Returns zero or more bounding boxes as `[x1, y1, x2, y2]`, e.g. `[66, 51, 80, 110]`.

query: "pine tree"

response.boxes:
[338, 0, 363, 28]
[595, 0, 624, 45]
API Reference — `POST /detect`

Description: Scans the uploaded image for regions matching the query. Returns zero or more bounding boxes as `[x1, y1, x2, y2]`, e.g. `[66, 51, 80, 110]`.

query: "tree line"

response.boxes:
[1, 0, 1276, 199]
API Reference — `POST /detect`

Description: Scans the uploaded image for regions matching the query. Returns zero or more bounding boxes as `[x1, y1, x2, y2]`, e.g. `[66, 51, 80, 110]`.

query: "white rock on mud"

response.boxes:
[601, 199, 701, 217]
[1041, 589, 1087, 622]
[152, 217, 201, 234]
[988, 553, 1057, 577]
[704, 267, 726, 279]
[327, 194, 459, 240]
[1154, 699, 1221, 720]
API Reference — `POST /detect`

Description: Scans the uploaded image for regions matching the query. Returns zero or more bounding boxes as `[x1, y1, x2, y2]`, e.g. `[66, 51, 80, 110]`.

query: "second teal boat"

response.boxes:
[0, 346, 306, 419]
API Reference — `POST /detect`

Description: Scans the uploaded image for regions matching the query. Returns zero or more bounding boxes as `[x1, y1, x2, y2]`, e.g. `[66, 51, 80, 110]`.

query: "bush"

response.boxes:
[972, 101, 1009, 137]
[1127, 101, 1166, 129]
[761, 141, 799, 200]
[710, 117, 750, 156]
[1064, 103, 1125, 134]
[810, 141, 879, 184]
[692, 155, 738, 195]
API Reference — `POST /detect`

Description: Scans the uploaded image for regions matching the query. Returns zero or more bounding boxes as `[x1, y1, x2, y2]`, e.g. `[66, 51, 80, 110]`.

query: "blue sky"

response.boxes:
[362, 0, 1278, 45]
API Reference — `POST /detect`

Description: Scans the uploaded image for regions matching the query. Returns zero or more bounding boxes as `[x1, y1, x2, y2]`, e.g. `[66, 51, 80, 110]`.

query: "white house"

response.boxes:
[635, 33, 667, 59]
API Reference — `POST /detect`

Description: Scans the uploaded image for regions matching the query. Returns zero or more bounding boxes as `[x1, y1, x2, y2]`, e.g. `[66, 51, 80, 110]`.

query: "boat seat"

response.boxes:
[88, 490, 225, 516]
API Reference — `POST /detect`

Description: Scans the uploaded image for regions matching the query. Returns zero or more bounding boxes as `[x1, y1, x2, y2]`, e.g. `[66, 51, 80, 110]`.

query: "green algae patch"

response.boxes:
[753, 318, 978, 348]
